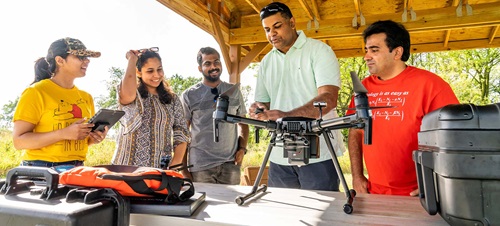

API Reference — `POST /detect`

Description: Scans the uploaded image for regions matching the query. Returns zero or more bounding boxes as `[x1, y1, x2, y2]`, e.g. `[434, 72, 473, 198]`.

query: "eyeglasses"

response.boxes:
[211, 87, 219, 102]
[138, 47, 159, 53]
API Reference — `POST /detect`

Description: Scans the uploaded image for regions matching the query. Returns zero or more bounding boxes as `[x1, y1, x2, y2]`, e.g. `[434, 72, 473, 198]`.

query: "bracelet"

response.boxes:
[239, 147, 247, 154]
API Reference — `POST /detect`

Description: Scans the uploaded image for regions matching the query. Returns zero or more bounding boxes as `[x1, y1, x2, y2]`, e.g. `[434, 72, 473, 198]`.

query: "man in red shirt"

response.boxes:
[346, 20, 459, 196]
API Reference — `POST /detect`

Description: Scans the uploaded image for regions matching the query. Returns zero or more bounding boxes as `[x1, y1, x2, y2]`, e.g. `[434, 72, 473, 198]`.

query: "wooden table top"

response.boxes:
[130, 183, 449, 226]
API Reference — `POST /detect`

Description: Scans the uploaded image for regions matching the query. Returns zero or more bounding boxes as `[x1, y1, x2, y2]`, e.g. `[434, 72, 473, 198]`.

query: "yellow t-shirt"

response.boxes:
[13, 79, 95, 162]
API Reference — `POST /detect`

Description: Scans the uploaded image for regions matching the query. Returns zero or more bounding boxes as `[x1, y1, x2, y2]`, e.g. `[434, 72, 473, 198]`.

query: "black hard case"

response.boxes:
[0, 167, 129, 226]
[414, 103, 500, 226]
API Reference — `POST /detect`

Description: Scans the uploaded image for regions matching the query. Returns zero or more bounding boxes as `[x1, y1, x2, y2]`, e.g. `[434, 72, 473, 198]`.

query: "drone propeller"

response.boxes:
[213, 83, 241, 108]
[347, 71, 394, 111]
[220, 83, 240, 99]
[350, 71, 368, 93]
[350, 71, 372, 145]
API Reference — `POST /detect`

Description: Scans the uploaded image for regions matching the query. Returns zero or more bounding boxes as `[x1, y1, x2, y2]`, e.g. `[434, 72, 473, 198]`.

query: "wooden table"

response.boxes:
[130, 183, 449, 226]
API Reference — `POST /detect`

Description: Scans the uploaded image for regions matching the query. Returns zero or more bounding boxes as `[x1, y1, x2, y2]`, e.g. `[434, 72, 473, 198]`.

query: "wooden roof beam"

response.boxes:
[352, 0, 365, 27]
[229, 2, 500, 44]
[222, 0, 237, 12]
[238, 42, 269, 74]
[298, 0, 315, 21]
[310, 0, 320, 21]
[444, 30, 451, 47]
[334, 38, 500, 58]
[490, 25, 500, 44]
[245, 0, 261, 13]
[353, 0, 360, 15]
[209, 11, 232, 74]
[229, 45, 241, 83]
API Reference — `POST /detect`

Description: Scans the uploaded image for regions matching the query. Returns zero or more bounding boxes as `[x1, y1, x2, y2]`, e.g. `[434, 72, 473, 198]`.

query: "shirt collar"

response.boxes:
[270, 30, 306, 53]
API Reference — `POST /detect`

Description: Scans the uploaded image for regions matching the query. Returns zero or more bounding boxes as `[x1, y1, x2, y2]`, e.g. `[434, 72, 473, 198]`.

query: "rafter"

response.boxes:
[444, 30, 451, 47]
[353, 0, 361, 16]
[238, 42, 269, 74]
[490, 25, 500, 44]
[209, 12, 232, 73]
[230, 2, 500, 44]
[298, 0, 314, 21]
[311, 0, 321, 20]
[222, 0, 237, 12]
[335, 38, 500, 58]
[245, 0, 261, 13]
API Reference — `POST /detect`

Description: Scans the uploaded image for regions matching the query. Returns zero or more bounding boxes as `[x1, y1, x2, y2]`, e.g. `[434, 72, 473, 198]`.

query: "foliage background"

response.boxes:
[1, 48, 499, 178]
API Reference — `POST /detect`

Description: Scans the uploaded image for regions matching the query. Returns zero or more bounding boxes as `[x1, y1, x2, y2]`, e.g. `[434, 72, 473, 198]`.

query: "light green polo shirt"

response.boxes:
[254, 30, 345, 166]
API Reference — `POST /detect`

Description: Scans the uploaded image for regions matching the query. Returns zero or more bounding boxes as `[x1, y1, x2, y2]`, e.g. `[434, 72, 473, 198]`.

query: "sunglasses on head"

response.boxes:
[138, 47, 159, 53]
[260, 4, 285, 17]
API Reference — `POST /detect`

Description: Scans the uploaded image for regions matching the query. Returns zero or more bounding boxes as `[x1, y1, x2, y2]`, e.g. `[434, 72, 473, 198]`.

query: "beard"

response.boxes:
[203, 69, 221, 82]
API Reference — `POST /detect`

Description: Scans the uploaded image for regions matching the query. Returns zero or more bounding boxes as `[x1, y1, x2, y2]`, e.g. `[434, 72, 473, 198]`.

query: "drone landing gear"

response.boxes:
[323, 129, 356, 214]
[234, 131, 356, 214]
[235, 133, 275, 205]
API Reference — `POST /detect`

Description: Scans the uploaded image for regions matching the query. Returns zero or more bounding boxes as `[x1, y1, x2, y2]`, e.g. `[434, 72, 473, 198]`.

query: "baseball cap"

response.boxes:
[64, 37, 101, 58]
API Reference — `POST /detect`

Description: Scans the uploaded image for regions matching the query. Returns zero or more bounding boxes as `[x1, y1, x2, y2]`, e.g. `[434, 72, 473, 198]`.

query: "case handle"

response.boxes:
[413, 151, 439, 215]
[1, 166, 62, 200]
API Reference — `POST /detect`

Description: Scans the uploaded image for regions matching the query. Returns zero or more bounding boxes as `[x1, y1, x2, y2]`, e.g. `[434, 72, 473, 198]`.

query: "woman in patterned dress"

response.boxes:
[112, 48, 190, 170]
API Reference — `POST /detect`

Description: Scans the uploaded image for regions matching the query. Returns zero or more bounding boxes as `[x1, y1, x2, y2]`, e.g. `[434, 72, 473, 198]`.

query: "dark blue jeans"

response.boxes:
[20, 160, 84, 173]
[268, 160, 340, 191]
[191, 162, 241, 185]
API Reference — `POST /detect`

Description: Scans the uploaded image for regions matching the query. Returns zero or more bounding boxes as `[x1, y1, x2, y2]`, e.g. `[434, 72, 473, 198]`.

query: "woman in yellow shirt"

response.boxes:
[12, 37, 107, 169]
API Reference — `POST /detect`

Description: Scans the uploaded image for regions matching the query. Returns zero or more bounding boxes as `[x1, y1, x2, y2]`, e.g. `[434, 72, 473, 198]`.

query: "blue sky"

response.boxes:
[0, 0, 255, 107]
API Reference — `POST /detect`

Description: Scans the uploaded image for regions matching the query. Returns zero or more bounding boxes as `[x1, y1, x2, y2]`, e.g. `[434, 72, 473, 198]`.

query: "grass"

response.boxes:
[0, 129, 116, 178]
[1, 129, 354, 186]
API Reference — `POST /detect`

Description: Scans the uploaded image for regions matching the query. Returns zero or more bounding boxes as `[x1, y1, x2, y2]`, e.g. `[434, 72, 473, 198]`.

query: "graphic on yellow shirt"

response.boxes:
[53, 99, 85, 121]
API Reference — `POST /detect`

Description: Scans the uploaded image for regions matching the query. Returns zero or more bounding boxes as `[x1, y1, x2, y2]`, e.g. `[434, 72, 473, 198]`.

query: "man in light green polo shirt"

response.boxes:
[249, 1, 345, 191]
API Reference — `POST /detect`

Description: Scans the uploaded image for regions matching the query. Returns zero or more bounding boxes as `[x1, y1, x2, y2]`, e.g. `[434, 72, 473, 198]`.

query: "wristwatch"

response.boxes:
[239, 147, 247, 154]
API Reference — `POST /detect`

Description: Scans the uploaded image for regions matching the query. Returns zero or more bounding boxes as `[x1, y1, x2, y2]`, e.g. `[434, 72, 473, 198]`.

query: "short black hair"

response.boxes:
[362, 20, 411, 61]
[197, 47, 220, 66]
[260, 2, 293, 21]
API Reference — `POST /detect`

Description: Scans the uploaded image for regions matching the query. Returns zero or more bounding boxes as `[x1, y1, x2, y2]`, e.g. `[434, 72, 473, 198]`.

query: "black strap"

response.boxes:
[101, 169, 195, 203]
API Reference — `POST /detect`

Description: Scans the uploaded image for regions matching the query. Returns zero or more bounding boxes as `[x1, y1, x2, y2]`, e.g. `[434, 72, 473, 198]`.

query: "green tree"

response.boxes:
[0, 97, 18, 129]
[338, 57, 368, 117]
[95, 67, 124, 109]
[447, 48, 500, 104]
[168, 74, 202, 95]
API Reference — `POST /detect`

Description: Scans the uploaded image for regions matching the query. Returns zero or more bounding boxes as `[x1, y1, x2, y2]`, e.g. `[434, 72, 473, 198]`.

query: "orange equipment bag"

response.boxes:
[59, 165, 194, 204]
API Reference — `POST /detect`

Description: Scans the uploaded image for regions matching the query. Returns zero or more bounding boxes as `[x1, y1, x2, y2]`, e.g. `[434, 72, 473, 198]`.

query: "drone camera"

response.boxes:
[276, 117, 320, 165]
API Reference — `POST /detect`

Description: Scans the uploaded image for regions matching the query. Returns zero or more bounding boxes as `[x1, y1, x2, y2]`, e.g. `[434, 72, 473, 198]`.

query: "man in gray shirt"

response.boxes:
[180, 47, 249, 185]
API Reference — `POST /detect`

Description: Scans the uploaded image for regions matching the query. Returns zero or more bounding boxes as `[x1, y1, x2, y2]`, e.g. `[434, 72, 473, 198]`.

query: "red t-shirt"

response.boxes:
[346, 66, 459, 195]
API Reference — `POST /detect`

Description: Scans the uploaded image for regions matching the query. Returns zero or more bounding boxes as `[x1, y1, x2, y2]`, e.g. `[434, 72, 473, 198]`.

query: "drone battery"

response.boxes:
[413, 103, 500, 226]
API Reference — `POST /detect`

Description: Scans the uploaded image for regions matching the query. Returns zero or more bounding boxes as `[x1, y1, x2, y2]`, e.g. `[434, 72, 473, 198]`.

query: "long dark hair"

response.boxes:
[32, 57, 51, 84]
[33, 38, 71, 83]
[136, 50, 174, 104]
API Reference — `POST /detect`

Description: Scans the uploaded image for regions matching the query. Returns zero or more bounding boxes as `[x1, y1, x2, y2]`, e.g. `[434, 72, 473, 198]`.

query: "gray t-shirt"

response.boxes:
[181, 82, 247, 172]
